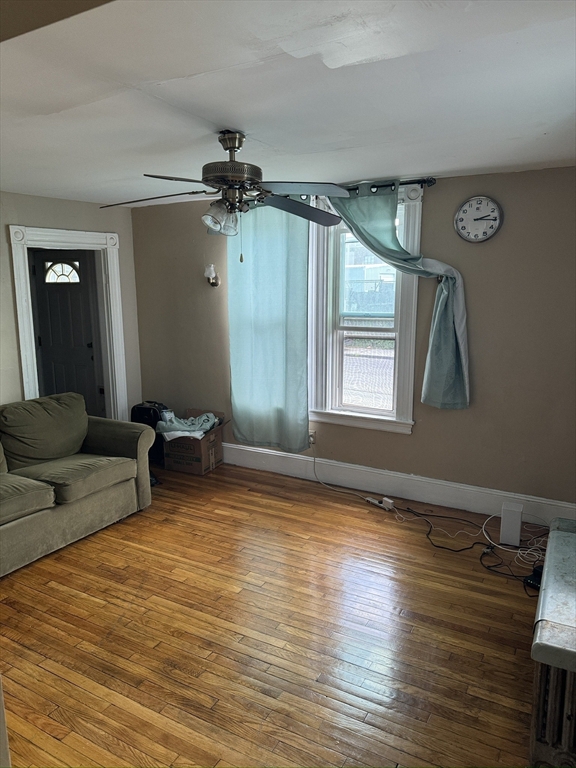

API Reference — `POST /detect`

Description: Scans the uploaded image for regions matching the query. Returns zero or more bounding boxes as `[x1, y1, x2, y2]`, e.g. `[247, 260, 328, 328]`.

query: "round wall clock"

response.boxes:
[454, 196, 503, 242]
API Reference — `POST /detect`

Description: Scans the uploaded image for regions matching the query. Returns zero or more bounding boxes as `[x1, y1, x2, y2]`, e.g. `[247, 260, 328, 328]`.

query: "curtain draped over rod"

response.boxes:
[329, 182, 470, 409]
[227, 205, 310, 454]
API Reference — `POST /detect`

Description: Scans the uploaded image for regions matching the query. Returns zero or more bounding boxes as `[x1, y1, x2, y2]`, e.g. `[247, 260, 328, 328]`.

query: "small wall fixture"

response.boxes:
[204, 264, 221, 287]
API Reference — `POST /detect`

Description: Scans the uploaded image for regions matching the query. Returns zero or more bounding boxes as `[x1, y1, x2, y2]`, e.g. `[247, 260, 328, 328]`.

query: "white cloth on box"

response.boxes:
[156, 411, 218, 441]
[160, 430, 205, 442]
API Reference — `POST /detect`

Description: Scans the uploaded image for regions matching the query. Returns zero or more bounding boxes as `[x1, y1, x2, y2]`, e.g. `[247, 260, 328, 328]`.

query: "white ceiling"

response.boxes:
[1, 0, 574, 206]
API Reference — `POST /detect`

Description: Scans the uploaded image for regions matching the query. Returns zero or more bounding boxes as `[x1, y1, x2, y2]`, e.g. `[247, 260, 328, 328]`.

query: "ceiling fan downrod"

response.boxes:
[217, 130, 245, 159]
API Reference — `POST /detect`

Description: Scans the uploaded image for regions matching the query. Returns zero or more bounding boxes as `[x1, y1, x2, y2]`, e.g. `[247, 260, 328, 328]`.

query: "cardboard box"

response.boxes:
[163, 410, 225, 475]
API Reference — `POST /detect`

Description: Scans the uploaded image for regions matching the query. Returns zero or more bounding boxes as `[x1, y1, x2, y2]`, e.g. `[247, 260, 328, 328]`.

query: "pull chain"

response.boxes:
[239, 215, 244, 262]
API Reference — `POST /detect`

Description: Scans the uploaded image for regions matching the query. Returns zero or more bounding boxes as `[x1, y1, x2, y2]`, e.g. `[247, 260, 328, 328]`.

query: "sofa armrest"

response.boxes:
[82, 417, 155, 509]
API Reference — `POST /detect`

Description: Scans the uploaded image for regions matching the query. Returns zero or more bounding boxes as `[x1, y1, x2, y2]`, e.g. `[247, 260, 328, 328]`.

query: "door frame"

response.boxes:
[9, 225, 129, 420]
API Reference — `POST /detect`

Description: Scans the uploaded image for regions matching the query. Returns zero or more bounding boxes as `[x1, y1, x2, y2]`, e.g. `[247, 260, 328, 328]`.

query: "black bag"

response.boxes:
[131, 400, 169, 428]
[131, 401, 169, 465]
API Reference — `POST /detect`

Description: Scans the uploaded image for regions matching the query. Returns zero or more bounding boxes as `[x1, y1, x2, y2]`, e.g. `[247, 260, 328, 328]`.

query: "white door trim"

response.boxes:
[8, 225, 129, 420]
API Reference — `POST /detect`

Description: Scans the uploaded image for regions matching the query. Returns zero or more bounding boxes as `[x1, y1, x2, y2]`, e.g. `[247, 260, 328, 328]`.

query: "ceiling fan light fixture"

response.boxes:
[201, 199, 239, 236]
[220, 210, 238, 237]
[201, 199, 228, 232]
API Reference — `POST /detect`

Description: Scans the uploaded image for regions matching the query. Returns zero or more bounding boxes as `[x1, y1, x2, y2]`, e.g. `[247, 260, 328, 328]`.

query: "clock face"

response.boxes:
[454, 196, 502, 242]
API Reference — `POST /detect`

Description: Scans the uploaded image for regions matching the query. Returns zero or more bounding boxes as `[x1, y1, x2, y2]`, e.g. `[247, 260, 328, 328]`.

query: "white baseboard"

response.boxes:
[222, 443, 576, 526]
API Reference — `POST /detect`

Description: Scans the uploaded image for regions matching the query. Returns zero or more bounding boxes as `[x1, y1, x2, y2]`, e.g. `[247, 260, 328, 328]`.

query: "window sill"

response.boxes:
[309, 409, 414, 434]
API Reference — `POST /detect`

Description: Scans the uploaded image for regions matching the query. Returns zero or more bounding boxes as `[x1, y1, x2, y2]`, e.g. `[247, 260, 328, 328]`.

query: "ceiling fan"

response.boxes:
[101, 130, 349, 235]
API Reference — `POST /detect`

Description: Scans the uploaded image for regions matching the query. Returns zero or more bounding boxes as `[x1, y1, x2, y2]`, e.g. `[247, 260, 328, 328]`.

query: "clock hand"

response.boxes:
[474, 215, 498, 221]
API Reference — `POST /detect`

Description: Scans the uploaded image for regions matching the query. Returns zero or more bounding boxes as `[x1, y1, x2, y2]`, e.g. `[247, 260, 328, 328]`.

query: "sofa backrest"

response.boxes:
[0, 441, 7, 473]
[0, 392, 88, 470]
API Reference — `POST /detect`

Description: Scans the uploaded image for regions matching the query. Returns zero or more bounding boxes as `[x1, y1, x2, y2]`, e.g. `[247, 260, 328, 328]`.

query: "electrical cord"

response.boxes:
[480, 547, 540, 598]
[521, 523, 549, 535]
[393, 505, 486, 552]
[481, 515, 547, 568]
[395, 505, 484, 535]
[311, 451, 546, 592]
[396, 506, 546, 587]
[311, 453, 369, 502]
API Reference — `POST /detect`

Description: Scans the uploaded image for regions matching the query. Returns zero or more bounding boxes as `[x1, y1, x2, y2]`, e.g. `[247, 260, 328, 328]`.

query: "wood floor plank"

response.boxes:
[61, 730, 140, 768]
[2, 692, 71, 741]
[3, 663, 112, 718]
[0, 465, 538, 767]
[1, 674, 59, 717]
[5, 710, 101, 767]
[52, 703, 180, 766]
[160, 703, 297, 767]
[3, 730, 66, 768]
[266, 708, 411, 767]
[49, 706, 167, 767]
[107, 702, 221, 767]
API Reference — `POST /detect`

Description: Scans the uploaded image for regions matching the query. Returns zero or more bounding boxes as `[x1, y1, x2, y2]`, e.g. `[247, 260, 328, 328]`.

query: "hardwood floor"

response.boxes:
[0, 465, 538, 767]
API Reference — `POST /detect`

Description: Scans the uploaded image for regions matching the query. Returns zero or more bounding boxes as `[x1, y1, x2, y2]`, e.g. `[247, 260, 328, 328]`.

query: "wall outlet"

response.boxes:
[308, 430, 316, 445]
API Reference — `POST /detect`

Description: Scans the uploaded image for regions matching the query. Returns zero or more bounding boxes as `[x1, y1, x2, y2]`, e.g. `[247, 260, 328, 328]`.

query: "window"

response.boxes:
[309, 185, 422, 434]
[45, 261, 80, 283]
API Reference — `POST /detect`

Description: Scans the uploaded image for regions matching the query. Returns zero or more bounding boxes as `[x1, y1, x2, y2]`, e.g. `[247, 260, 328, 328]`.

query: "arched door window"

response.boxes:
[45, 261, 80, 283]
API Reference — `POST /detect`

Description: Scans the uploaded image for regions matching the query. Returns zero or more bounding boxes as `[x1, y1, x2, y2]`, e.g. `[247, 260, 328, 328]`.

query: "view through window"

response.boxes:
[339, 231, 397, 412]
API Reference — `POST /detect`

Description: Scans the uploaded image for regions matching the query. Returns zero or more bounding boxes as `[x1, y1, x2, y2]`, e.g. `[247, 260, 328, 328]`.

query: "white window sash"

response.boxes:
[309, 187, 422, 434]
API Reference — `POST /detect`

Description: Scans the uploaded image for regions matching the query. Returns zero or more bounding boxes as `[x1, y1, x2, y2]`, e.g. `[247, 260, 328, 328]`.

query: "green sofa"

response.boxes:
[0, 392, 155, 577]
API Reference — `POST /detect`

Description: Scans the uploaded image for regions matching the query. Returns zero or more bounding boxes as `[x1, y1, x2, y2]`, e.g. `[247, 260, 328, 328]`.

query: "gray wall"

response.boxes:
[0, 191, 142, 408]
[132, 167, 575, 503]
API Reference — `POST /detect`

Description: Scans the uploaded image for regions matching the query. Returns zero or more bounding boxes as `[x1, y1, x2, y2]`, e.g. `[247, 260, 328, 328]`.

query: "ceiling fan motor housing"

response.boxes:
[202, 160, 263, 189]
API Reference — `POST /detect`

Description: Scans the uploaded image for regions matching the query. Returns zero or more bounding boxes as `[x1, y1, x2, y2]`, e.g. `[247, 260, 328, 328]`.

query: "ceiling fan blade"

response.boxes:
[144, 173, 219, 189]
[100, 189, 215, 209]
[144, 173, 205, 183]
[262, 196, 342, 227]
[260, 181, 350, 198]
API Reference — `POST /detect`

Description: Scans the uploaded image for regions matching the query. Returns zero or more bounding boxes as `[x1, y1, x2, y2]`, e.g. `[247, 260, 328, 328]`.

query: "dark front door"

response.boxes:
[29, 249, 106, 417]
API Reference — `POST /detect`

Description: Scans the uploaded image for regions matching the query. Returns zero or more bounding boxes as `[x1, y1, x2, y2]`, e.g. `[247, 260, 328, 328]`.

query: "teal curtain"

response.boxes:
[330, 182, 469, 409]
[227, 205, 310, 453]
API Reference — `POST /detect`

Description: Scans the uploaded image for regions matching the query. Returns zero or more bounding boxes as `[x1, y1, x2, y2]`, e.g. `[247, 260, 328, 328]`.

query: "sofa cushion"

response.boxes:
[0, 393, 88, 470]
[0, 441, 7, 474]
[12, 453, 137, 504]
[0, 474, 55, 524]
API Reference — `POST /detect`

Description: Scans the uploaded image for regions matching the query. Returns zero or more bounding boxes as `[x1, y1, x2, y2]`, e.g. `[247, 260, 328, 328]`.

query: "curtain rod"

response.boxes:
[347, 177, 437, 194]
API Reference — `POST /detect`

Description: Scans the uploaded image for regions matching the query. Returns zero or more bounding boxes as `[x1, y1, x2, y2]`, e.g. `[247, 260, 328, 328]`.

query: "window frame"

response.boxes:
[308, 184, 423, 434]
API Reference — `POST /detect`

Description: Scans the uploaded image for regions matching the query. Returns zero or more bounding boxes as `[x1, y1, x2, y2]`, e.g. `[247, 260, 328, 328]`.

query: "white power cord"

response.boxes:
[311, 448, 547, 566]
[481, 515, 547, 567]
[311, 453, 395, 508]
[393, 506, 484, 540]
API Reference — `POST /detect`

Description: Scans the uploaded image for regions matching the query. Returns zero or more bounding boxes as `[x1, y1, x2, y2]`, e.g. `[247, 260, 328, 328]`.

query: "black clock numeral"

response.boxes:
[474, 234, 479, 238]
[489, 225, 494, 229]
[463, 209, 468, 214]
[476, 199, 482, 204]
[458, 217, 463, 222]
[461, 226, 466, 230]
[490, 208, 495, 212]
[482, 232, 488, 236]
